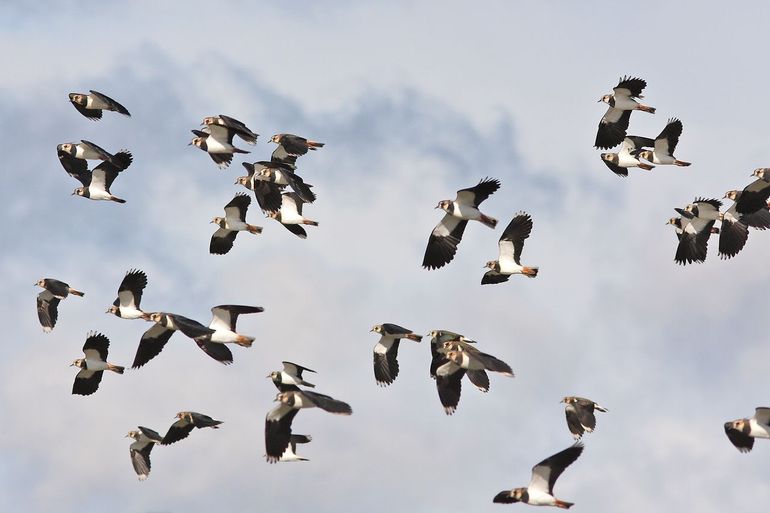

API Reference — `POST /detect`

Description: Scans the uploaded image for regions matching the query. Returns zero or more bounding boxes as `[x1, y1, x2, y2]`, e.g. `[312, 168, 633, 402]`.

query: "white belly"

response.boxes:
[452, 203, 481, 221]
[210, 329, 239, 344]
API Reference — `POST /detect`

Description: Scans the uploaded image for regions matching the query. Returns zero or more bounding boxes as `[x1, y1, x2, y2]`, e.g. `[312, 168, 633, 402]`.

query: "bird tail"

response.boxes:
[232, 148, 250, 154]
[307, 140, 325, 149]
[638, 163, 655, 171]
[235, 335, 255, 347]
[111, 196, 127, 204]
[246, 224, 263, 234]
[555, 500, 574, 509]
[68, 288, 85, 297]
[637, 104, 655, 114]
[108, 363, 125, 374]
[303, 219, 319, 226]
[480, 214, 498, 229]
[522, 266, 539, 278]
[405, 333, 423, 342]
[674, 160, 691, 167]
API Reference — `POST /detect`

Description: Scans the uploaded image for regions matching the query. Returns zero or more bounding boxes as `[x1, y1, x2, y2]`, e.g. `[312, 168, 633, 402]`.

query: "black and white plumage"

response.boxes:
[600, 137, 655, 177]
[264, 390, 351, 463]
[236, 162, 283, 213]
[493, 443, 584, 509]
[71, 332, 125, 396]
[482, 212, 539, 284]
[423, 177, 500, 270]
[269, 133, 324, 158]
[269, 361, 317, 392]
[251, 161, 316, 204]
[268, 192, 319, 239]
[210, 194, 262, 255]
[277, 434, 312, 462]
[437, 338, 490, 392]
[107, 269, 149, 320]
[439, 346, 514, 378]
[190, 127, 250, 169]
[718, 188, 770, 259]
[126, 427, 163, 481]
[724, 407, 770, 453]
[204, 304, 264, 348]
[132, 312, 219, 368]
[428, 330, 466, 378]
[595, 76, 655, 149]
[57, 140, 132, 169]
[636, 118, 691, 167]
[725, 177, 770, 216]
[370, 323, 423, 386]
[202, 115, 258, 145]
[35, 278, 84, 333]
[161, 411, 223, 445]
[561, 396, 608, 439]
[69, 90, 131, 120]
[60, 149, 133, 203]
[668, 198, 721, 265]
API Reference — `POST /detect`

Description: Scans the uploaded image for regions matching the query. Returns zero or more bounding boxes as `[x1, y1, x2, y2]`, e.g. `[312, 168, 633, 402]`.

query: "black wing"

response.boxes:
[253, 180, 283, 213]
[465, 369, 489, 392]
[279, 134, 310, 156]
[70, 100, 102, 120]
[224, 193, 251, 221]
[481, 270, 511, 285]
[373, 339, 400, 386]
[532, 443, 584, 494]
[436, 367, 465, 415]
[614, 76, 647, 98]
[265, 406, 299, 463]
[82, 332, 110, 361]
[36, 290, 59, 332]
[218, 114, 257, 144]
[132, 323, 175, 368]
[601, 157, 629, 177]
[195, 337, 234, 365]
[595, 109, 631, 149]
[161, 420, 195, 445]
[737, 180, 770, 215]
[271, 145, 298, 169]
[457, 177, 500, 207]
[565, 406, 585, 438]
[283, 170, 317, 204]
[718, 218, 748, 260]
[130, 443, 153, 479]
[301, 390, 353, 414]
[90, 90, 131, 116]
[116, 269, 148, 308]
[58, 149, 91, 186]
[282, 223, 308, 239]
[210, 228, 238, 255]
[656, 118, 683, 155]
[724, 424, 754, 453]
[423, 216, 468, 269]
[501, 213, 533, 264]
[72, 369, 103, 396]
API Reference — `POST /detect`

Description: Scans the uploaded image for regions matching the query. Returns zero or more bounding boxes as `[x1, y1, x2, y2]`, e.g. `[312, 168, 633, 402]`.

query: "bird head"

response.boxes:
[270, 134, 282, 144]
[598, 94, 612, 104]
[189, 137, 203, 148]
[34, 279, 46, 288]
[370, 324, 382, 333]
[201, 116, 217, 126]
[510, 488, 526, 502]
[106, 305, 119, 315]
[485, 260, 500, 271]
[267, 371, 280, 380]
[72, 187, 86, 197]
[637, 150, 653, 161]
[436, 200, 450, 211]
[71, 358, 85, 368]
[211, 216, 224, 226]
[752, 168, 769, 179]
[600, 153, 618, 164]
[69, 93, 86, 105]
[58, 143, 73, 153]
[723, 190, 739, 201]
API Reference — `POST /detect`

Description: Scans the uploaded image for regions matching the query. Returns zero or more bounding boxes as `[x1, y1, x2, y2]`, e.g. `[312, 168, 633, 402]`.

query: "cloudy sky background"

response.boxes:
[2, 1, 769, 511]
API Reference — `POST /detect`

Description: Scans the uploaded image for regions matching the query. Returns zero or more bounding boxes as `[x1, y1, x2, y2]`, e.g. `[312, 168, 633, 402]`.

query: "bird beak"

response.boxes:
[265, 374, 272, 378]
[105, 308, 111, 313]
[71, 191, 77, 196]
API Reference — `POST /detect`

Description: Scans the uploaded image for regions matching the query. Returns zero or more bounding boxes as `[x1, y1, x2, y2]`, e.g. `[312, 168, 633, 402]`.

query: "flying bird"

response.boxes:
[71, 332, 125, 396]
[725, 172, 770, 215]
[561, 396, 608, 439]
[493, 443, 584, 509]
[131, 312, 220, 368]
[107, 269, 149, 320]
[161, 411, 223, 445]
[68, 90, 131, 120]
[668, 199, 721, 265]
[268, 192, 319, 239]
[482, 212, 539, 284]
[35, 278, 84, 332]
[60, 150, 133, 203]
[250, 161, 316, 204]
[370, 323, 423, 386]
[724, 407, 770, 453]
[599, 137, 655, 177]
[204, 304, 264, 347]
[190, 127, 249, 169]
[236, 162, 283, 213]
[265, 390, 352, 463]
[269, 361, 317, 392]
[423, 177, 500, 270]
[275, 434, 312, 462]
[201, 115, 258, 144]
[595, 76, 655, 149]
[57, 140, 132, 168]
[269, 133, 324, 158]
[210, 193, 262, 255]
[636, 118, 691, 167]
[126, 427, 164, 480]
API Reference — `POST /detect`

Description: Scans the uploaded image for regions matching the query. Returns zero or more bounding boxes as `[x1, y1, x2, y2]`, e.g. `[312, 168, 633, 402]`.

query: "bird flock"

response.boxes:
[30, 79, 769, 508]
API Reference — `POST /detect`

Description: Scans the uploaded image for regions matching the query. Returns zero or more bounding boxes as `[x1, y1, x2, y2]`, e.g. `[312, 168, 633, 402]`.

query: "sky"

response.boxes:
[2, 1, 770, 512]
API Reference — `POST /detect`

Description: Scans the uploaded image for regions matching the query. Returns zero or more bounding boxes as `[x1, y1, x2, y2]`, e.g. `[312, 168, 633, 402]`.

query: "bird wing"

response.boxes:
[36, 290, 59, 332]
[654, 118, 682, 157]
[465, 369, 489, 392]
[132, 323, 175, 368]
[138, 426, 164, 442]
[613, 76, 646, 98]
[280, 192, 303, 216]
[595, 108, 631, 149]
[265, 405, 299, 463]
[130, 442, 154, 479]
[210, 305, 263, 331]
[282, 223, 308, 238]
[373, 337, 400, 386]
[529, 443, 584, 494]
[253, 180, 283, 213]
[499, 213, 533, 265]
[278, 134, 310, 156]
[116, 269, 147, 309]
[754, 407, 770, 425]
[210, 227, 238, 255]
[435, 363, 465, 415]
[72, 369, 103, 396]
[271, 145, 298, 169]
[58, 149, 91, 186]
[80, 140, 113, 161]
[218, 114, 257, 143]
[82, 332, 110, 361]
[70, 100, 102, 120]
[455, 177, 501, 207]
[89, 90, 131, 116]
[718, 214, 748, 260]
[737, 179, 770, 215]
[282, 170, 316, 204]
[224, 193, 251, 221]
[422, 215, 468, 270]
[89, 159, 124, 192]
[301, 390, 353, 414]
[283, 361, 316, 377]
[161, 419, 195, 445]
[194, 337, 234, 364]
[724, 423, 754, 452]
[481, 270, 511, 285]
[573, 401, 598, 431]
[207, 123, 236, 145]
[565, 404, 585, 438]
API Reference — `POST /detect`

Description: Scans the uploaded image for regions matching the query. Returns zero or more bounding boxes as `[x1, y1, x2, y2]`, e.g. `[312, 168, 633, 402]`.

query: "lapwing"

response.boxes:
[482, 212, 539, 284]
[423, 177, 500, 270]
[251, 161, 316, 204]
[269, 361, 317, 392]
[35, 278, 84, 332]
[636, 118, 691, 167]
[369, 323, 422, 386]
[437, 337, 490, 392]
[201, 115, 258, 144]
[68, 90, 130, 120]
[204, 305, 264, 347]
[493, 443, 584, 509]
[595, 76, 655, 149]
[57, 140, 132, 168]
[561, 397, 608, 439]
[210, 193, 262, 255]
[725, 407, 770, 453]
[161, 411, 223, 445]
[190, 127, 249, 169]
[265, 390, 351, 463]
[428, 330, 466, 378]
[71, 332, 124, 396]
[126, 426, 164, 480]
[668, 199, 721, 264]
[725, 174, 770, 215]
[236, 162, 283, 213]
[269, 133, 324, 158]
[59, 149, 133, 203]
[600, 136, 655, 177]
[268, 192, 318, 239]
[107, 269, 149, 320]
[132, 312, 220, 368]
